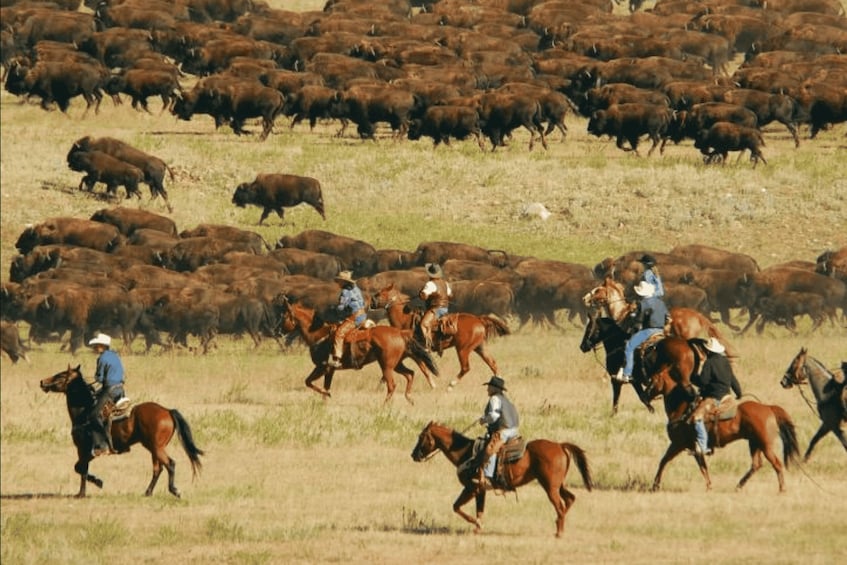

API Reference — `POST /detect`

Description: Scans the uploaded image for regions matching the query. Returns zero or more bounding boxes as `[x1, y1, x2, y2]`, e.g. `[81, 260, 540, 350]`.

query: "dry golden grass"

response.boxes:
[1, 2, 846, 562]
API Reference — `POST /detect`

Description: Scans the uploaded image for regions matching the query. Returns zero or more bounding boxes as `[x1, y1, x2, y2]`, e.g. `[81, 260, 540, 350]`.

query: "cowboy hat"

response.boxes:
[633, 280, 655, 297]
[704, 337, 726, 354]
[425, 263, 443, 278]
[334, 271, 356, 285]
[88, 333, 112, 347]
[482, 375, 507, 391]
[639, 254, 657, 267]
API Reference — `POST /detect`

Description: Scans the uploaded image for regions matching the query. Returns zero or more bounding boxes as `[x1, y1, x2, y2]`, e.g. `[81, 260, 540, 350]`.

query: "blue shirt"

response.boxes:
[642, 268, 665, 298]
[337, 285, 367, 324]
[94, 349, 125, 389]
[638, 295, 669, 329]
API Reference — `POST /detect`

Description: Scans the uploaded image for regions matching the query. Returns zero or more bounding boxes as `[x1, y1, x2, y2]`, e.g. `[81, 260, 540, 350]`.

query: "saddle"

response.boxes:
[703, 394, 738, 423]
[458, 436, 525, 491]
[437, 314, 459, 336]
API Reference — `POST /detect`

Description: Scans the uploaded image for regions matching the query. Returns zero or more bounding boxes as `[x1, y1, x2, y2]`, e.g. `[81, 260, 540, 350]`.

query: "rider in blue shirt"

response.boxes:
[614, 281, 669, 384]
[88, 333, 127, 455]
[328, 271, 367, 368]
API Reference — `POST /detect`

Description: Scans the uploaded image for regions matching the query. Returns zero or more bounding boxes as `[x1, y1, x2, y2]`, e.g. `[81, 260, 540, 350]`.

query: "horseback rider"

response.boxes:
[638, 254, 664, 298]
[418, 263, 452, 351]
[88, 333, 128, 456]
[614, 280, 669, 384]
[473, 375, 520, 490]
[691, 337, 743, 456]
[327, 271, 367, 368]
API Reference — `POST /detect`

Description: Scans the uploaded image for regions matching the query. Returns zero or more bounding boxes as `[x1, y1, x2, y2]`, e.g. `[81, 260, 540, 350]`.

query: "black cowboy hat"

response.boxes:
[639, 254, 656, 267]
[425, 263, 443, 278]
[482, 375, 507, 391]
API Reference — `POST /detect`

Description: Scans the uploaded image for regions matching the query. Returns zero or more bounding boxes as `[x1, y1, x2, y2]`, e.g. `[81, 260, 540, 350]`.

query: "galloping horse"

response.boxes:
[411, 421, 593, 538]
[276, 296, 439, 403]
[780, 347, 847, 461]
[645, 359, 800, 492]
[371, 284, 510, 389]
[40, 365, 204, 498]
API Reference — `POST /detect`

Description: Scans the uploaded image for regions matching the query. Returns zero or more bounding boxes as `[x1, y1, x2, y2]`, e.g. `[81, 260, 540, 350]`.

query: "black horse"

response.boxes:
[580, 314, 656, 414]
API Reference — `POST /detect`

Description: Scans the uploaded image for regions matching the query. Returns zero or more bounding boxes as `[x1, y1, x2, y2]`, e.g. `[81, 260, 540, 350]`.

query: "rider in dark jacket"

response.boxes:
[691, 337, 742, 455]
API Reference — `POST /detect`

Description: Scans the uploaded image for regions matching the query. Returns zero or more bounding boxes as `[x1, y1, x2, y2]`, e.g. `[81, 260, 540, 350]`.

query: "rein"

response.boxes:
[793, 364, 823, 418]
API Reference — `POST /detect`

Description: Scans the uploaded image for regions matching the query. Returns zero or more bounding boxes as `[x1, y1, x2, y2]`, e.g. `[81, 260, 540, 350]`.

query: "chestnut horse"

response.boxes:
[40, 365, 204, 498]
[411, 421, 593, 538]
[645, 352, 800, 492]
[371, 284, 510, 389]
[780, 347, 847, 461]
[276, 296, 439, 403]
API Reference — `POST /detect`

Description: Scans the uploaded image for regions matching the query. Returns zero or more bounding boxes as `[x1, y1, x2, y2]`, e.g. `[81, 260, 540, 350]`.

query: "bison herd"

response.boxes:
[2, 0, 846, 166]
[2, 205, 845, 362]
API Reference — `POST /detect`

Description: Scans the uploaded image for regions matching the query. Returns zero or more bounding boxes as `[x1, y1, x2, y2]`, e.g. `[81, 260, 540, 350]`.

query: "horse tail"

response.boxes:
[406, 337, 439, 377]
[170, 409, 205, 478]
[561, 442, 593, 492]
[770, 404, 800, 467]
[480, 315, 511, 339]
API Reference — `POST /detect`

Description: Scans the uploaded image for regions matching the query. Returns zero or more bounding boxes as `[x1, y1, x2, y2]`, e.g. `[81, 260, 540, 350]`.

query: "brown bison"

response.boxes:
[232, 174, 326, 225]
[694, 122, 767, 167]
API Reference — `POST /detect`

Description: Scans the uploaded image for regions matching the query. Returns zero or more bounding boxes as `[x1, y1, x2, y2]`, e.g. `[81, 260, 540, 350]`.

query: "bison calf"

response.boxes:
[694, 122, 767, 167]
[67, 149, 145, 199]
[232, 173, 326, 225]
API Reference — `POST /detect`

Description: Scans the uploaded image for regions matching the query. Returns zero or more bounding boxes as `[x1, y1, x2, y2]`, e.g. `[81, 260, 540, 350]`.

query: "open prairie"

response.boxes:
[1, 1, 846, 564]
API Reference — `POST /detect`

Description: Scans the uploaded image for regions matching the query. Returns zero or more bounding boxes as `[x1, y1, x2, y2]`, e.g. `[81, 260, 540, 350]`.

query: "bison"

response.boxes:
[70, 136, 175, 212]
[694, 122, 767, 167]
[66, 149, 145, 200]
[232, 174, 326, 225]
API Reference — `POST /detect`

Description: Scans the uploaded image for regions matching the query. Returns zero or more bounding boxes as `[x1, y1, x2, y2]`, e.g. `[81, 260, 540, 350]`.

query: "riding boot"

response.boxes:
[693, 419, 710, 455]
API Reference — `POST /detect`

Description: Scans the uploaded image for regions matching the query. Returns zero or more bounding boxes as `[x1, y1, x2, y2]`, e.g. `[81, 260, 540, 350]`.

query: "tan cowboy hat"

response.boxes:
[704, 337, 726, 354]
[334, 271, 356, 285]
[425, 263, 443, 278]
[88, 333, 112, 347]
[482, 375, 507, 391]
[633, 280, 655, 297]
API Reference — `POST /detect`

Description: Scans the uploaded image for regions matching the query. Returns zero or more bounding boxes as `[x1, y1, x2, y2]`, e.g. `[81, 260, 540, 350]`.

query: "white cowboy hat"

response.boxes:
[334, 271, 356, 285]
[88, 333, 112, 347]
[704, 337, 726, 354]
[633, 281, 655, 297]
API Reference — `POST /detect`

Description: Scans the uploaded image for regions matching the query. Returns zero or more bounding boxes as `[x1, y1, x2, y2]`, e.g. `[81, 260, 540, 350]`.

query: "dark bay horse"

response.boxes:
[646, 359, 800, 492]
[781, 347, 847, 461]
[580, 314, 657, 414]
[276, 296, 439, 403]
[40, 365, 204, 498]
[411, 421, 593, 538]
[371, 284, 510, 389]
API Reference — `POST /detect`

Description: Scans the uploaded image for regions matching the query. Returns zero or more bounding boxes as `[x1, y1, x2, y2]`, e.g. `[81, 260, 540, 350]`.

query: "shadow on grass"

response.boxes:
[1, 492, 78, 500]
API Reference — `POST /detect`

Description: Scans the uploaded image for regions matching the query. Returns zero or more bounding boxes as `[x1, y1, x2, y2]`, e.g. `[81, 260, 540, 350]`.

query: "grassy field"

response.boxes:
[1, 1, 847, 563]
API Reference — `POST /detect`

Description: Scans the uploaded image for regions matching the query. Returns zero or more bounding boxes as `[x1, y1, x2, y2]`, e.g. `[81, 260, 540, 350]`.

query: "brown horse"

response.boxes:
[411, 421, 593, 538]
[276, 296, 439, 403]
[645, 356, 800, 492]
[780, 347, 847, 461]
[371, 284, 510, 389]
[40, 365, 204, 498]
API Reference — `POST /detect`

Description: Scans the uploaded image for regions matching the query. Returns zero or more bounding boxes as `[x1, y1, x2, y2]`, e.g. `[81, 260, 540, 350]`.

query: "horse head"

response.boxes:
[579, 314, 625, 353]
[780, 347, 807, 389]
[583, 276, 633, 322]
[372, 283, 401, 309]
[40, 364, 84, 395]
[411, 421, 439, 462]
